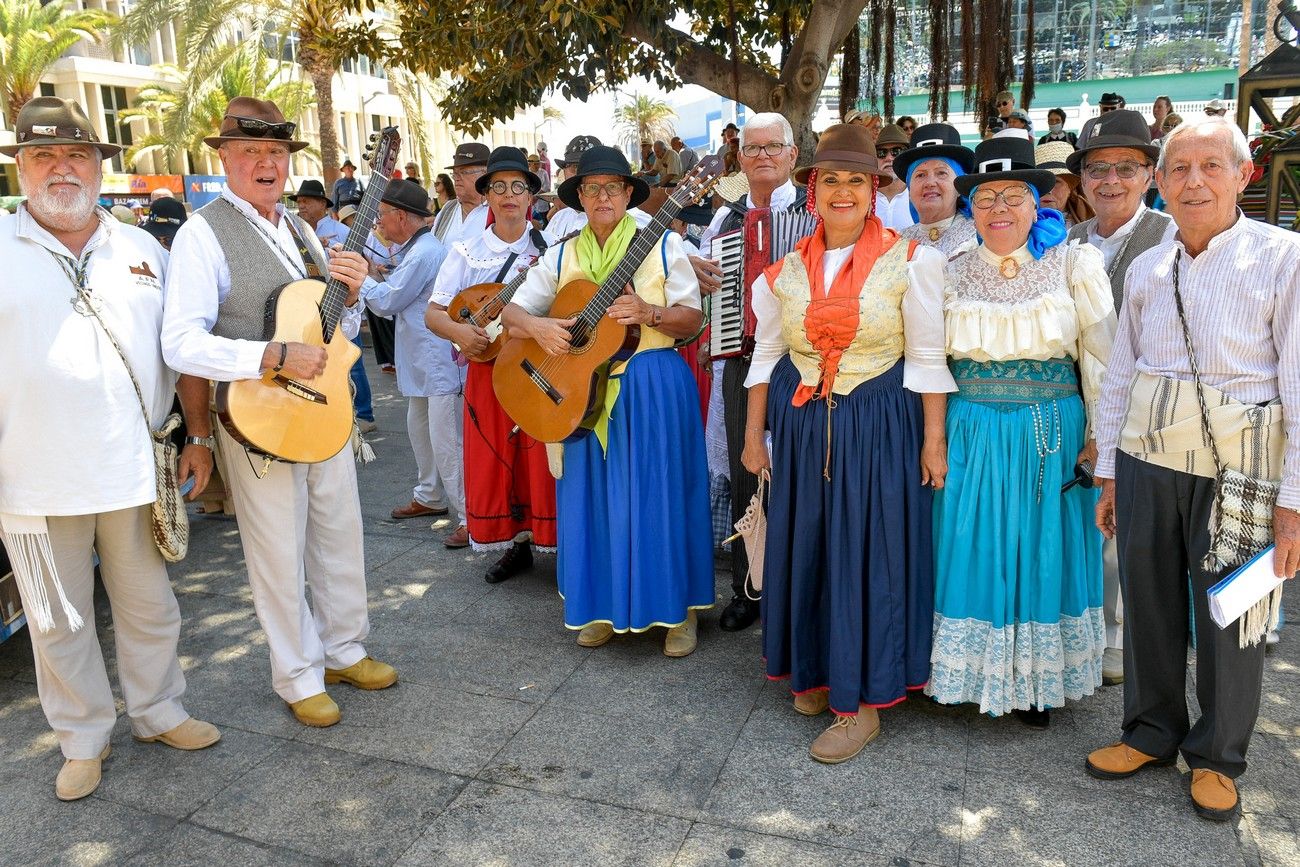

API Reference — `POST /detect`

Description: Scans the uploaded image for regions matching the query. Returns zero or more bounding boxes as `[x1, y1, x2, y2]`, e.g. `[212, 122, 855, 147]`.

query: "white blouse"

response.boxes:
[743, 243, 957, 394]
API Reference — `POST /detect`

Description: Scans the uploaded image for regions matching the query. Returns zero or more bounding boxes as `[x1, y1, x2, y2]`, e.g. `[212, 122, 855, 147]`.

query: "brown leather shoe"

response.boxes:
[56, 745, 110, 801]
[1190, 769, 1239, 821]
[793, 690, 829, 716]
[443, 525, 470, 548]
[1085, 741, 1177, 780]
[391, 500, 448, 519]
[809, 706, 880, 764]
[134, 717, 221, 750]
[324, 656, 398, 690]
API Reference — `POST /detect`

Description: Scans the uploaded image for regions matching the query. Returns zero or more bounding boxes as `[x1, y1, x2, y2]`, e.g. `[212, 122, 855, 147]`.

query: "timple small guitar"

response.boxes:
[492, 156, 723, 443]
[215, 128, 400, 463]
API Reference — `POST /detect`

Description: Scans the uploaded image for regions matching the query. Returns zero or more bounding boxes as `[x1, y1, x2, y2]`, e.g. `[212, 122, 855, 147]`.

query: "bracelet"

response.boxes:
[272, 341, 288, 372]
[184, 435, 215, 450]
[650, 306, 663, 327]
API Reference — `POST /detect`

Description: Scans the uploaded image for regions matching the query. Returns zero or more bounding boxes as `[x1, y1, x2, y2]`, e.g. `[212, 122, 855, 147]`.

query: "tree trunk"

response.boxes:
[302, 47, 339, 187]
[1240, 0, 1253, 73]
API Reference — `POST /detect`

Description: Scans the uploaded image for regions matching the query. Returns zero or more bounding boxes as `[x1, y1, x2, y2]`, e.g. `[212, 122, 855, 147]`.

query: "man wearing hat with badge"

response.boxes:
[359, 180, 467, 545]
[427, 146, 558, 582]
[163, 97, 397, 729]
[432, 142, 490, 245]
[0, 96, 221, 800]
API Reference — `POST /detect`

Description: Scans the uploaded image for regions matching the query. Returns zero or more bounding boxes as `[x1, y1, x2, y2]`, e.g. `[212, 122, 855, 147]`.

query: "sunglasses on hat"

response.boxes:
[232, 116, 297, 140]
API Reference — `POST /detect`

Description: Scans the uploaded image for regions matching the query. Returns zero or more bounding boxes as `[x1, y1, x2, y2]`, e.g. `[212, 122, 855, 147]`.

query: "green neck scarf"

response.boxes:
[572, 214, 637, 284]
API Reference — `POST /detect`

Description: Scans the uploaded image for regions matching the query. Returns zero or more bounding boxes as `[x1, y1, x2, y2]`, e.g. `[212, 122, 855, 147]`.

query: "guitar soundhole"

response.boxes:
[568, 321, 593, 350]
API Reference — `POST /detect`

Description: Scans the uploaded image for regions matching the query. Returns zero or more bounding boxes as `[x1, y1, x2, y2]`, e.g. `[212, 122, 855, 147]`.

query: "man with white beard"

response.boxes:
[0, 97, 221, 801]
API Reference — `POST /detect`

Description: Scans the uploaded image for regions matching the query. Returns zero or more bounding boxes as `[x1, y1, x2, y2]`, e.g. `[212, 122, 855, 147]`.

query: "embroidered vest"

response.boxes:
[197, 198, 328, 341]
[556, 232, 675, 359]
[771, 239, 911, 395]
[1067, 209, 1171, 312]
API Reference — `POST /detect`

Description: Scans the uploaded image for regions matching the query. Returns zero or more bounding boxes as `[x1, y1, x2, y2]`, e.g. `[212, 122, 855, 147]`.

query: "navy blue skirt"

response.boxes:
[762, 357, 934, 714]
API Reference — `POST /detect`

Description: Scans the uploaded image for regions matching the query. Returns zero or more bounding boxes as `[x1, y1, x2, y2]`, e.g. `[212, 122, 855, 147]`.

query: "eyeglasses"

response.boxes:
[487, 179, 531, 195]
[876, 146, 905, 158]
[1100, 105, 1118, 113]
[1083, 160, 1151, 180]
[451, 167, 485, 179]
[971, 187, 1032, 209]
[577, 181, 629, 199]
[231, 116, 296, 139]
[740, 142, 788, 158]
[997, 101, 1012, 107]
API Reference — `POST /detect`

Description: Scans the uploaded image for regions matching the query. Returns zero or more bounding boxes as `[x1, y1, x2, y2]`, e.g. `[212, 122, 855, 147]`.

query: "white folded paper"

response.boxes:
[1208, 545, 1286, 630]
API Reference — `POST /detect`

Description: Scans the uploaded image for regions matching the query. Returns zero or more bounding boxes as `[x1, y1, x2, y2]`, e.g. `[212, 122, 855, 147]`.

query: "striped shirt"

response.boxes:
[1095, 214, 1300, 507]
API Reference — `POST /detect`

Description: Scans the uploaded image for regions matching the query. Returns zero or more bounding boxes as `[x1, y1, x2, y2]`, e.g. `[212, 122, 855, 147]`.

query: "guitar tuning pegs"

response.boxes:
[362, 152, 371, 162]
[369, 133, 379, 143]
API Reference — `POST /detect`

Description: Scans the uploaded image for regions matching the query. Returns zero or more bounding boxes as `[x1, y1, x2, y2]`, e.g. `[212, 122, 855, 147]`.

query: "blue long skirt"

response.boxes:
[557, 349, 714, 631]
[762, 357, 934, 714]
[927, 359, 1105, 716]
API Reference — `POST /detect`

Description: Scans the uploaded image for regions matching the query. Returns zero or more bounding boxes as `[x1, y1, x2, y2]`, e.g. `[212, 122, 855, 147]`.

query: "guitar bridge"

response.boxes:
[273, 375, 328, 404]
[520, 358, 563, 405]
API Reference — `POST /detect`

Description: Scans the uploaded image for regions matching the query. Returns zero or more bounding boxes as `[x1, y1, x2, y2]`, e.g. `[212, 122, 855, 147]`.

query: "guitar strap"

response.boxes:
[489, 228, 551, 283]
[284, 217, 324, 279]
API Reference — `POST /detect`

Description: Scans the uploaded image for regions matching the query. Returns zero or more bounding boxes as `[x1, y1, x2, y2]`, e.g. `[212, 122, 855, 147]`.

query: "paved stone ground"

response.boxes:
[2, 358, 1299, 866]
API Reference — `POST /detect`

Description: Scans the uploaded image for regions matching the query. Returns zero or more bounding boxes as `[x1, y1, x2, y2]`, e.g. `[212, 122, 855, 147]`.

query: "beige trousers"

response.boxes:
[217, 425, 370, 703]
[10, 505, 189, 760]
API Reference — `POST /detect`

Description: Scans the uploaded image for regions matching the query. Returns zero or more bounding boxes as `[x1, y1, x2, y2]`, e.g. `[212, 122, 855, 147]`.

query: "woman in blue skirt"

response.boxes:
[742, 124, 955, 764]
[926, 136, 1116, 727]
[505, 146, 714, 657]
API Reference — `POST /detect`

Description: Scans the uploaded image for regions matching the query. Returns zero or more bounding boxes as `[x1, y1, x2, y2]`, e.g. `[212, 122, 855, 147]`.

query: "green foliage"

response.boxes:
[614, 93, 677, 152]
[0, 0, 116, 125]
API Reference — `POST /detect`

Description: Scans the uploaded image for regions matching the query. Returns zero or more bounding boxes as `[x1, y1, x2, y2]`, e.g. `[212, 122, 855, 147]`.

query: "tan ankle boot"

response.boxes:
[663, 611, 698, 658]
[809, 705, 880, 764]
[56, 745, 110, 801]
[577, 622, 614, 647]
[793, 691, 829, 716]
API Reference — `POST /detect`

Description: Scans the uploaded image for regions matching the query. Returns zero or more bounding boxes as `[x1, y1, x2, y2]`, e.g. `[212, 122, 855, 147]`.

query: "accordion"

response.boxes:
[708, 207, 816, 360]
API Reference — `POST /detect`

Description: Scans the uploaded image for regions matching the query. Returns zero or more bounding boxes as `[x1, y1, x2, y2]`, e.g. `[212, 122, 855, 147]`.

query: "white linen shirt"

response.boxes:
[162, 188, 360, 381]
[359, 230, 464, 397]
[0, 206, 174, 516]
[743, 242, 956, 394]
[875, 188, 916, 231]
[433, 201, 490, 246]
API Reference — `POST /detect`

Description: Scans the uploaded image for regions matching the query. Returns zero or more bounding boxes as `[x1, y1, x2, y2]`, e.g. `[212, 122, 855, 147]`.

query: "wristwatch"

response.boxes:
[650, 306, 663, 327]
[185, 435, 215, 450]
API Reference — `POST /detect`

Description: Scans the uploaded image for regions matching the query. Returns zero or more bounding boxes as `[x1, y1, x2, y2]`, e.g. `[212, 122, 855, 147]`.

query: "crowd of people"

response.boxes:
[1, 89, 1297, 832]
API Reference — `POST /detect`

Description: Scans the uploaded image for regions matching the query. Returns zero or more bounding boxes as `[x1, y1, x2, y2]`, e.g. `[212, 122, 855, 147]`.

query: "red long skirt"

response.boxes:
[463, 360, 558, 549]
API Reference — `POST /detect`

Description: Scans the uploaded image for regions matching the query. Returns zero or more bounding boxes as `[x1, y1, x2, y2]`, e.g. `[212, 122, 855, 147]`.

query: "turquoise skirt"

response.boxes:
[926, 358, 1105, 715]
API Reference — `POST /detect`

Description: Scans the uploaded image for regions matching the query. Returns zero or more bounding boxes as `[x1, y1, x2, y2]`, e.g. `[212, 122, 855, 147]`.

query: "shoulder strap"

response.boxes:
[1169, 255, 1225, 472]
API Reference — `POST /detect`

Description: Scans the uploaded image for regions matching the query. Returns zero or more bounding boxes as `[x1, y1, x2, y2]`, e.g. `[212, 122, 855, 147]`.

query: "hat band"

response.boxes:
[915, 138, 945, 147]
[814, 148, 878, 167]
[978, 158, 1013, 172]
[20, 125, 93, 143]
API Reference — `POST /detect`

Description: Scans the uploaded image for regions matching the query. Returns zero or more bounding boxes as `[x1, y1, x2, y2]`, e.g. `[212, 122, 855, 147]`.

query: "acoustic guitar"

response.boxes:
[492, 156, 723, 443]
[215, 128, 400, 463]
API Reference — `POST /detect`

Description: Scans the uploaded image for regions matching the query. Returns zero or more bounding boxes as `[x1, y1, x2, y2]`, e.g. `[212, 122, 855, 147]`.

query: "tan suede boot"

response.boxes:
[1190, 769, 1239, 821]
[56, 745, 110, 801]
[663, 611, 698, 658]
[793, 691, 830, 716]
[577, 622, 614, 647]
[809, 705, 880, 764]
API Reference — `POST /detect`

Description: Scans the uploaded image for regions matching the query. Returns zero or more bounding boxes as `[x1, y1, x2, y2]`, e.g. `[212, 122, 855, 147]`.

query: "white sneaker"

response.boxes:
[1102, 647, 1124, 685]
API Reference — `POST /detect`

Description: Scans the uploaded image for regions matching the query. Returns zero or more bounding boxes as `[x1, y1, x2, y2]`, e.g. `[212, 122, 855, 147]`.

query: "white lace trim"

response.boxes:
[925, 607, 1105, 716]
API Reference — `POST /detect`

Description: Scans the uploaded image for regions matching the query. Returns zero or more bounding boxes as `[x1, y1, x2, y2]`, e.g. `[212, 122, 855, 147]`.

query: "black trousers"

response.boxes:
[722, 355, 758, 596]
[1115, 451, 1267, 778]
[366, 310, 396, 367]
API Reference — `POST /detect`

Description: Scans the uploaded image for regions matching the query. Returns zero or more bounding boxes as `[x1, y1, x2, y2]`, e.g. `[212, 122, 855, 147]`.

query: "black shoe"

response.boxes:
[485, 543, 533, 584]
[718, 595, 760, 632]
[1013, 708, 1051, 729]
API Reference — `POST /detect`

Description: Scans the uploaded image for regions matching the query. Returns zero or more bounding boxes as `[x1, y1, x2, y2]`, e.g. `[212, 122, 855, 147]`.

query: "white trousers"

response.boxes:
[10, 506, 189, 759]
[218, 426, 369, 703]
[407, 395, 465, 520]
[1103, 535, 1124, 650]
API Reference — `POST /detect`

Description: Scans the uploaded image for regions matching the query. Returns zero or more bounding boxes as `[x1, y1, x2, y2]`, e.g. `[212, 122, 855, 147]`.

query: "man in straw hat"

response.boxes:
[0, 96, 221, 801]
[162, 97, 397, 729]
[1087, 116, 1300, 822]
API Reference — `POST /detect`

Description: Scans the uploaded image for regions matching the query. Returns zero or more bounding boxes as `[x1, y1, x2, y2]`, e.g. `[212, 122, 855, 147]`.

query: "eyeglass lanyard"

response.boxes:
[230, 201, 315, 280]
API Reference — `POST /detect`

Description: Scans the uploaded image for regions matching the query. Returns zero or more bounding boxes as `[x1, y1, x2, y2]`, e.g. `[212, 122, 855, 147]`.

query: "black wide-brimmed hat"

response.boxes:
[556, 145, 649, 211]
[0, 96, 121, 159]
[288, 179, 332, 207]
[381, 178, 433, 218]
[954, 137, 1055, 197]
[475, 146, 541, 195]
[143, 196, 188, 242]
[204, 97, 308, 152]
[444, 142, 490, 169]
[893, 123, 975, 180]
[1099, 92, 1124, 106]
[1065, 109, 1160, 174]
[554, 134, 602, 169]
[793, 123, 891, 184]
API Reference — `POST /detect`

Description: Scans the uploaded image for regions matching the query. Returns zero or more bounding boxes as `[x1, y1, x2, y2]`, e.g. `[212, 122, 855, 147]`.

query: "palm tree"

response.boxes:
[614, 93, 677, 155]
[0, 0, 116, 125]
[390, 66, 435, 183]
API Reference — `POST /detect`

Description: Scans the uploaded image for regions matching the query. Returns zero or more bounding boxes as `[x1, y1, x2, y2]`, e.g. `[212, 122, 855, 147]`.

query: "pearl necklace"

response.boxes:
[1031, 403, 1063, 502]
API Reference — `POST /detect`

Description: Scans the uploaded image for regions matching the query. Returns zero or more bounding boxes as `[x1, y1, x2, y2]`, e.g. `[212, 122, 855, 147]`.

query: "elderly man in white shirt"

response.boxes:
[1087, 117, 1300, 822]
[0, 97, 220, 802]
[432, 142, 491, 245]
[1064, 109, 1177, 686]
[162, 98, 396, 730]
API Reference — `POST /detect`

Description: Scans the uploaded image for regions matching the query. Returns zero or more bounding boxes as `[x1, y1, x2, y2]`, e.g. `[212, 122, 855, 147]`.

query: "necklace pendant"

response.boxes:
[928, 226, 942, 242]
[999, 257, 1020, 280]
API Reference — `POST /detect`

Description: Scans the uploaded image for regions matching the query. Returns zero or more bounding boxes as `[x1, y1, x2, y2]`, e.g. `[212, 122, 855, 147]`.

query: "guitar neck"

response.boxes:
[320, 174, 390, 337]
[577, 203, 684, 327]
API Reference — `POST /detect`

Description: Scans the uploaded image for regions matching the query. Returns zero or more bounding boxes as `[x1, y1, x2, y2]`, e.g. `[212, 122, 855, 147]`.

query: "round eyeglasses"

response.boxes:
[971, 187, 1032, 209]
[487, 179, 531, 195]
[577, 181, 628, 199]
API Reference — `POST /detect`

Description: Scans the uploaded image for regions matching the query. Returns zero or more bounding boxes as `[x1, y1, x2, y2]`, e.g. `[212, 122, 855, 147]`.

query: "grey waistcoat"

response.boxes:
[1067, 209, 1172, 312]
[197, 197, 328, 341]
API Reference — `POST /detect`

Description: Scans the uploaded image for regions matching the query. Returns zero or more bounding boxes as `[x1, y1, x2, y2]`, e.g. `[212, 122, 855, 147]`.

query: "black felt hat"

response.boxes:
[554, 134, 602, 169]
[892, 123, 975, 181]
[954, 137, 1055, 197]
[381, 178, 432, 218]
[288, 179, 332, 207]
[143, 196, 188, 242]
[475, 146, 541, 195]
[556, 146, 649, 212]
[1065, 109, 1160, 174]
[1098, 92, 1124, 107]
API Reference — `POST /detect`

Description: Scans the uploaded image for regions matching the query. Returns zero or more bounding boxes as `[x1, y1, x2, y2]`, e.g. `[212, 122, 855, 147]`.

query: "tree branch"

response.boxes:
[623, 17, 779, 110]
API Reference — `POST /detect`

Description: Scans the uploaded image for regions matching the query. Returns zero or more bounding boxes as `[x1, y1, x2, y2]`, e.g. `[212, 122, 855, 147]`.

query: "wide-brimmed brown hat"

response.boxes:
[204, 97, 308, 152]
[0, 96, 121, 159]
[794, 123, 891, 184]
[444, 142, 490, 169]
